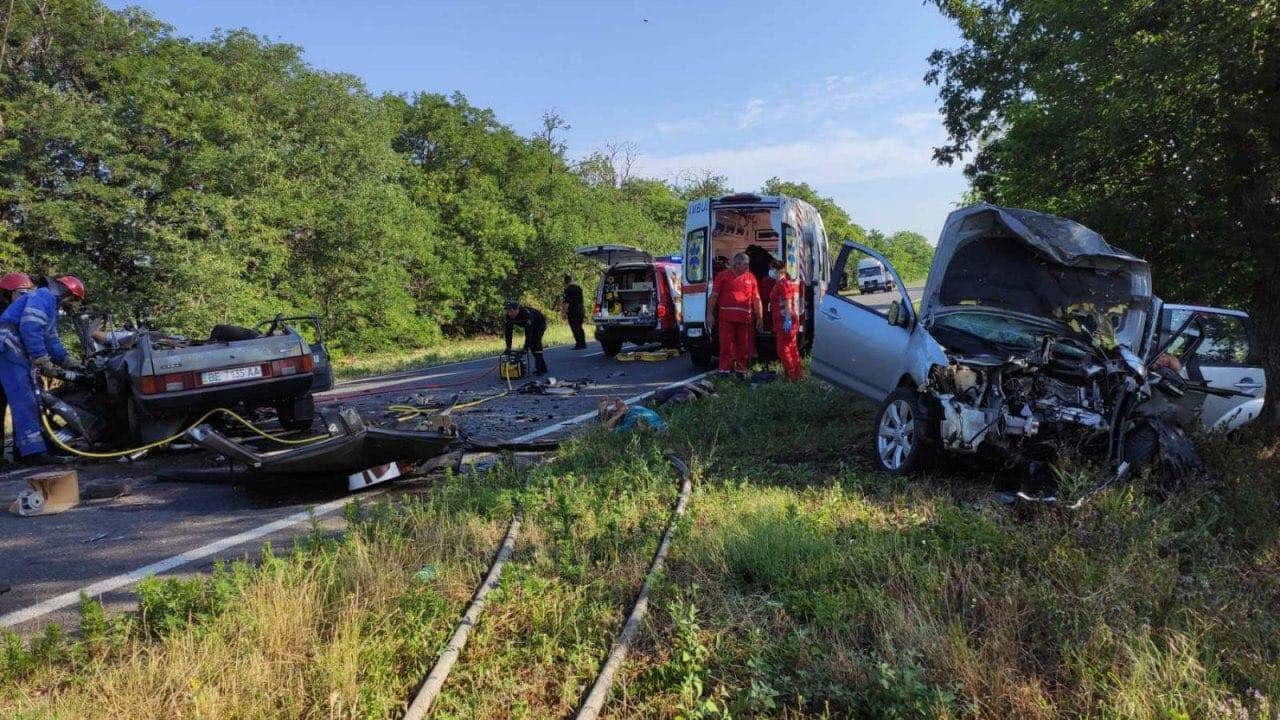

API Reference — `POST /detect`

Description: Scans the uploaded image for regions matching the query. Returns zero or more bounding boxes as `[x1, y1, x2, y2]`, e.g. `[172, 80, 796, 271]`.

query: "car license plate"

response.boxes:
[201, 365, 264, 386]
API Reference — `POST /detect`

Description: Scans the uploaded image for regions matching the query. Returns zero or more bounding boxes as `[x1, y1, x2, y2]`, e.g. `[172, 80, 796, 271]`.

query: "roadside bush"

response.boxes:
[2, 379, 1275, 718]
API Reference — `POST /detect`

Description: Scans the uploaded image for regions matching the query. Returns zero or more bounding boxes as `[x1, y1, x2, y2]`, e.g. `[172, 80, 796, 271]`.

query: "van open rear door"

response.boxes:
[575, 244, 652, 266]
[680, 198, 712, 366]
[682, 198, 710, 316]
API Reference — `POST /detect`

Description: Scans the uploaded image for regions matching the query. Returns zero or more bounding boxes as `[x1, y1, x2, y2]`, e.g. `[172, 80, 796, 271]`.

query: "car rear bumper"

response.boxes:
[133, 374, 314, 414]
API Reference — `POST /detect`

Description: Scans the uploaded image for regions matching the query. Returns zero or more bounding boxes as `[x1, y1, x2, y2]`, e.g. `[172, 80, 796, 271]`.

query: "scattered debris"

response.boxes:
[616, 348, 680, 362]
[81, 480, 131, 501]
[404, 392, 436, 407]
[598, 397, 667, 433]
[9, 470, 80, 517]
[517, 377, 590, 396]
[347, 462, 403, 492]
[651, 379, 716, 407]
[180, 407, 459, 483]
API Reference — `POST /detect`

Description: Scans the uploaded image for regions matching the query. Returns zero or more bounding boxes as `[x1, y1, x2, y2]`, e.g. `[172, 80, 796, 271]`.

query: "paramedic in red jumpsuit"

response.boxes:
[707, 252, 762, 376]
[769, 260, 804, 380]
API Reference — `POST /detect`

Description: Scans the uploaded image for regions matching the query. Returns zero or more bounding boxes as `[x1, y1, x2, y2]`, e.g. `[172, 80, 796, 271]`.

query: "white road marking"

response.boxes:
[513, 371, 709, 442]
[330, 341, 592, 390]
[0, 497, 356, 629]
[1, 370, 710, 630]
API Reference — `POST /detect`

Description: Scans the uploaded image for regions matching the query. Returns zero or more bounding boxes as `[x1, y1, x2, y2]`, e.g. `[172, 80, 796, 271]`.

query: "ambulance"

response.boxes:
[680, 193, 830, 368]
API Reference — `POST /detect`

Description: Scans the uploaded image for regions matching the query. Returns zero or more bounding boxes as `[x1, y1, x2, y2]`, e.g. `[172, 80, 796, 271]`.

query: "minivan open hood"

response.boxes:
[576, 244, 652, 267]
[921, 204, 1153, 351]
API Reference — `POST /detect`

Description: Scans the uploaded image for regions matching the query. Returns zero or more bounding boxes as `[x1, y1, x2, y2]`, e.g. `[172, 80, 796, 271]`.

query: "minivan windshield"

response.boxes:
[930, 310, 1095, 359]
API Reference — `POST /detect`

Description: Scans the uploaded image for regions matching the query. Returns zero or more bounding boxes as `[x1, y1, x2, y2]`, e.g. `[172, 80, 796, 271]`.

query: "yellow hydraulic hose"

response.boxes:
[390, 372, 515, 421]
[41, 406, 329, 460]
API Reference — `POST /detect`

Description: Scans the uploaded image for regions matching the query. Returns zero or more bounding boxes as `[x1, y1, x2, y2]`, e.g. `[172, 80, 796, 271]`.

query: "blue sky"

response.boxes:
[107, 1, 969, 242]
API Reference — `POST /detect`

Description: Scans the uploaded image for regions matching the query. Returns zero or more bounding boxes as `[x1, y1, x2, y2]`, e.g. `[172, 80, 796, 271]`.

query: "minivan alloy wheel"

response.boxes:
[878, 399, 915, 471]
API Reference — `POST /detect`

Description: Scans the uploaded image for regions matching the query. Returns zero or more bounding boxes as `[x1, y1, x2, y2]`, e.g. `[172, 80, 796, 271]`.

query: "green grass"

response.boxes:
[333, 322, 586, 380]
[3, 377, 1278, 719]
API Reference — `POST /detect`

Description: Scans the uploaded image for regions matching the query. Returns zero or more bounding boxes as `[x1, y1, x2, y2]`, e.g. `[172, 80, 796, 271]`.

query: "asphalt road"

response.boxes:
[850, 284, 925, 313]
[0, 341, 705, 634]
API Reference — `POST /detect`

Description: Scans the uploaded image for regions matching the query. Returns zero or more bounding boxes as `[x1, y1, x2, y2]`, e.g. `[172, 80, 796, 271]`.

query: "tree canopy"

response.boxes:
[927, 0, 1279, 422]
[0, 0, 931, 353]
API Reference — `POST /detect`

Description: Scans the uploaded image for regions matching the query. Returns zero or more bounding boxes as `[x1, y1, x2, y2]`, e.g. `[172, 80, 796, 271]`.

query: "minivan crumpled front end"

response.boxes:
[916, 205, 1154, 458]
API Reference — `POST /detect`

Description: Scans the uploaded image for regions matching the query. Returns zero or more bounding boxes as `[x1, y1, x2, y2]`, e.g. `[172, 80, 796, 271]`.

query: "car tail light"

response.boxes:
[269, 354, 313, 377]
[594, 302, 602, 315]
[139, 371, 197, 395]
[657, 304, 669, 319]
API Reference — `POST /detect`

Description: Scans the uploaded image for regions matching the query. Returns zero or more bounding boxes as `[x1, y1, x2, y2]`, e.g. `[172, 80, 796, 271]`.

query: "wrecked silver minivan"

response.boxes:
[812, 204, 1265, 482]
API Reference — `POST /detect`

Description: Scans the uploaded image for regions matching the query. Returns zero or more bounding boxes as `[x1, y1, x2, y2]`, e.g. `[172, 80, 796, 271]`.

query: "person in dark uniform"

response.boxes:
[504, 300, 549, 374]
[561, 274, 587, 349]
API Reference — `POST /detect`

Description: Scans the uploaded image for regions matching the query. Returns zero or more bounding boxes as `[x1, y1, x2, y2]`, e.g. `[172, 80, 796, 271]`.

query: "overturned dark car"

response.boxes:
[813, 204, 1266, 486]
[45, 314, 333, 449]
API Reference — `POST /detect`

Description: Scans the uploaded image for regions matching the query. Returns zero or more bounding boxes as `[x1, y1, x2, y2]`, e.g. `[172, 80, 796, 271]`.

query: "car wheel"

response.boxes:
[276, 394, 316, 432]
[873, 388, 929, 474]
[599, 336, 623, 357]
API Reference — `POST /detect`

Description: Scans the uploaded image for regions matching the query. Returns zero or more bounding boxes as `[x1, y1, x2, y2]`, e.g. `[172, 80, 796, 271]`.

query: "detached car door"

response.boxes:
[811, 242, 916, 402]
[1160, 304, 1266, 431]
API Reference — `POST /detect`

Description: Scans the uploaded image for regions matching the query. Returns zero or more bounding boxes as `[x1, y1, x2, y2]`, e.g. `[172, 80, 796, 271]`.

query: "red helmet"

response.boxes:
[0, 272, 34, 292]
[55, 275, 86, 301]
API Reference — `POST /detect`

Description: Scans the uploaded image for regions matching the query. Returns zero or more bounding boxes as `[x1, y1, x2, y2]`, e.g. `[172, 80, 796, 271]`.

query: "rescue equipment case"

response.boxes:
[499, 350, 529, 380]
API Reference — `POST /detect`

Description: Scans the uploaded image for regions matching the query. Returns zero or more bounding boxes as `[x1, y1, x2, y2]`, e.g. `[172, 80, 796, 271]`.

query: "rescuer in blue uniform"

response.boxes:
[0, 275, 85, 464]
[0, 272, 35, 462]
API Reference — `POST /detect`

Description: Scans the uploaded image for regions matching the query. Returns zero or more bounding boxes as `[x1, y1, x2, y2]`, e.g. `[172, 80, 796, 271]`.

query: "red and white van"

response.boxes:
[577, 245, 683, 356]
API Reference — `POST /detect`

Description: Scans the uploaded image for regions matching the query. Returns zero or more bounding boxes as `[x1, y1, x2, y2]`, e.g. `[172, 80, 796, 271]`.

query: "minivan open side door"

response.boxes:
[811, 242, 917, 402]
[1158, 304, 1266, 431]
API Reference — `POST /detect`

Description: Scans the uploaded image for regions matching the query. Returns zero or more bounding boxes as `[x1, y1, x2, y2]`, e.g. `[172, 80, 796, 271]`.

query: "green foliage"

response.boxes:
[761, 179, 934, 282]
[927, 0, 1280, 422]
[863, 229, 935, 283]
[3, 381, 1279, 717]
[864, 654, 958, 720]
[0, 0, 931, 356]
[0, 1, 683, 349]
[763, 177, 867, 249]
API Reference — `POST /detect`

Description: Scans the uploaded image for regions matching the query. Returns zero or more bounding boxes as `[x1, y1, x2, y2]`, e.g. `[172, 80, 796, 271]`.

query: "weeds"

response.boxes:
[333, 322, 584, 380]
[2, 377, 1277, 718]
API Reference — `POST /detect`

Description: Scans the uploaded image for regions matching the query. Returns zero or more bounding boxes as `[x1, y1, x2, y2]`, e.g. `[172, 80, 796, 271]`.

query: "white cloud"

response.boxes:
[737, 98, 766, 129]
[811, 75, 920, 115]
[642, 74, 925, 141]
[633, 131, 946, 189]
[654, 117, 706, 136]
[893, 110, 941, 133]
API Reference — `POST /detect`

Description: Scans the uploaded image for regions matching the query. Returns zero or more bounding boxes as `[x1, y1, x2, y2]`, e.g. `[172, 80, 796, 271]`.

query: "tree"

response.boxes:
[882, 231, 933, 283]
[927, 0, 1280, 424]
[761, 178, 867, 260]
[674, 170, 732, 201]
